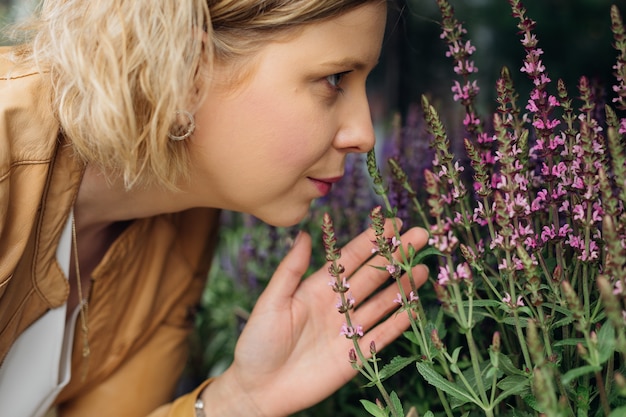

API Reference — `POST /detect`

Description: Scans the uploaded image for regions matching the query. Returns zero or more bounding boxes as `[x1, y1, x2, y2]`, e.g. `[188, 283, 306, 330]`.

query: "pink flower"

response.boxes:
[502, 292, 525, 308]
[521, 59, 546, 75]
[347, 293, 355, 308]
[548, 95, 560, 107]
[541, 225, 556, 242]
[437, 265, 451, 286]
[386, 264, 399, 275]
[328, 276, 350, 293]
[456, 263, 472, 281]
[533, 74, 551, 85]
[558, 224, 572, 237]
[572, 204, 585, 221]
[393, 293, 403, 305]
[340, 324, 364, 339]
[393, 291, 419, 306]
[526, 98, 539, 112]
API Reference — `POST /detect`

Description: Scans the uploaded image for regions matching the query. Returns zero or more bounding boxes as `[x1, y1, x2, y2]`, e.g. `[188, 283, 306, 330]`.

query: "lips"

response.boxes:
[308, 176, 343, 196]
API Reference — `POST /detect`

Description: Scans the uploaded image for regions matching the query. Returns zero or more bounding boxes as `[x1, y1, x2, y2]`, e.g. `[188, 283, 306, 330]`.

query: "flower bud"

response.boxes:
[322, 213, 341, 262]
[348, 348, 357, 364]
[366, 150, 386, 196]
[431, 329, 444, 351]
[561, 280, 586, 331]
[375, 399, 384, 410]
[597, 275, 624, 330]
[552, 264, 562, 283]
[369, 206, 385, 239]
[526, 320, 544, 366]
[370, 341, 377, 355]
[492, 331, 501, 353]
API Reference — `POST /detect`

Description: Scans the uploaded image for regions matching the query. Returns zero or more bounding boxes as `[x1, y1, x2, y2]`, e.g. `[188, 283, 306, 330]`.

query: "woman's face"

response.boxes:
[188, 2, 387, 226]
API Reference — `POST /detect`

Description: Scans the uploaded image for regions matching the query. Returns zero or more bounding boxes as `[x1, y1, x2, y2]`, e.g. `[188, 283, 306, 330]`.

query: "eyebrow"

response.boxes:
[319, 58, 379, 71]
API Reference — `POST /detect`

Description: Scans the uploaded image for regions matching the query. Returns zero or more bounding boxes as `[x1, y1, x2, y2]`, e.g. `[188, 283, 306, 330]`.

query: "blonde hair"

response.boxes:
[11, 0, 378, 189]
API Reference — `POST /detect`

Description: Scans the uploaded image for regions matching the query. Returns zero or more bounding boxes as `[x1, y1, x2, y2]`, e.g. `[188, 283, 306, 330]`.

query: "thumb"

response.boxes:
[262, 231, 312, 300]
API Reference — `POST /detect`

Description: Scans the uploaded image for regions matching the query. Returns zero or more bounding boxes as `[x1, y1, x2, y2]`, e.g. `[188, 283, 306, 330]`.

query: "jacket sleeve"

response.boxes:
[149, 380, 213, 417]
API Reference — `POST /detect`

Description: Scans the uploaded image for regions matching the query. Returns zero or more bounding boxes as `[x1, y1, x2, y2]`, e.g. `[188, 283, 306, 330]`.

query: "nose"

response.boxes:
[333, 90, 376, 153]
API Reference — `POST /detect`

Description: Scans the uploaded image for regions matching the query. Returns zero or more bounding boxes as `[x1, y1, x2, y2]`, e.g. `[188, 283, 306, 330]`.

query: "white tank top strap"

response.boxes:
[0, 211, 78, 417]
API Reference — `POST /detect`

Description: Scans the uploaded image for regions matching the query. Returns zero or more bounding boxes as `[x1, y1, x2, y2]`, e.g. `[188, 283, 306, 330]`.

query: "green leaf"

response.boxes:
[489, 349, 499, 369]
[451, 346, 463, 364]
[411, 246, 443, 266]
[494, 375, 531, 406]
[496, 352, 526, 376]
[522, 394, 543, 413]
[390, 391, 404, 417]
[561, 365, 602, 386]
[402, 331, 419, 345]
[360, 400, 389, 417]
[502, 316, 530, 327]
[416, 362, 482, 407]
[575, 385, 590, 412]
[497, 374, 530, 392]
[597, 321, 617, 364]
[370, 265, 391, 272]
[379, 356, 418, 381]
[608, 405, 626, 417]
[551, 317, 574, 329]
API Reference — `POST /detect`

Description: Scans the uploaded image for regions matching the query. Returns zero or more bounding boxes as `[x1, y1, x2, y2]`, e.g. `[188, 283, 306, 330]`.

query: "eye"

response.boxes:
[325, 71, 351, 93]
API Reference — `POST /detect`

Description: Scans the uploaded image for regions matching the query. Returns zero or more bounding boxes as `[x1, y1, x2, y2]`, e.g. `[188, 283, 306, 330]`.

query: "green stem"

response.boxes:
[353, 340, 401, 417]
[466, 331, 491, 411]
[595, 370, 610, 417]
[435, 387, 455, 417]
[512, 309, 533, 371]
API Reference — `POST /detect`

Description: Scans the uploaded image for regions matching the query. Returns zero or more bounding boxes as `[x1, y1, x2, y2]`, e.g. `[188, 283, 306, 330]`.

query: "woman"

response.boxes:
[0, 1, 429, 416]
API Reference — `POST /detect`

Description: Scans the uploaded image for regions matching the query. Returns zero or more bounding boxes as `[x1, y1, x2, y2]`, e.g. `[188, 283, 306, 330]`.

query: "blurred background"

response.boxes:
[3, 0, 626, 415]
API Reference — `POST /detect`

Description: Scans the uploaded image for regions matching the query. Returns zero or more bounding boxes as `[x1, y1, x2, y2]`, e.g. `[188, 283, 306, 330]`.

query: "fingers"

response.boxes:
[352, 265, 429, 356]
[337, 218, 403, 277]
[261, 231, 312, 302]
[348, 226, 429, 304]
[357, 308, 412, 355]
[352, 264, 429, 331]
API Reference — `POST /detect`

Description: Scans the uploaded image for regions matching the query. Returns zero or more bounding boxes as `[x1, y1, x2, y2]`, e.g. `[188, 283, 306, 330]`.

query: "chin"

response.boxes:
[256, 207, 309, 228]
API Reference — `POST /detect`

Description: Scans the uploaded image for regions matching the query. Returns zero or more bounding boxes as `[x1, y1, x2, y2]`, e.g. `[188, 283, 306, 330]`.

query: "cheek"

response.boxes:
[245, 95, 334, 170]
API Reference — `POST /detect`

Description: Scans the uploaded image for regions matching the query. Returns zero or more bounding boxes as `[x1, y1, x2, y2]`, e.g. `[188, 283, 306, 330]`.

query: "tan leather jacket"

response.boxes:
[0, 47, 220, 417]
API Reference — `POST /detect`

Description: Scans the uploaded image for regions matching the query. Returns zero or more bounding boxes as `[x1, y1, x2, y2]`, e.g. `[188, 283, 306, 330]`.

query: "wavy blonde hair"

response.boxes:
[11, 0, 379, 188]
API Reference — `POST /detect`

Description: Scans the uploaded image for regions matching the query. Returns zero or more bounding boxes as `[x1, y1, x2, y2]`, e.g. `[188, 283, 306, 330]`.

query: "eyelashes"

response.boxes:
[325, 71, 352, 94]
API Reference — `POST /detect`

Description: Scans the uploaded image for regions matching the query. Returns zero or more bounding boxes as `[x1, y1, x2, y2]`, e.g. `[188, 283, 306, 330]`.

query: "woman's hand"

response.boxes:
[202, 220, 429, 417]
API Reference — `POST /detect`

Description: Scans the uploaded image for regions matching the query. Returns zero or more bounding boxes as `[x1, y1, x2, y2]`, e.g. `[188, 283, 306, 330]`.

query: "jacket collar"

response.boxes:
[33, 135, 85, 308]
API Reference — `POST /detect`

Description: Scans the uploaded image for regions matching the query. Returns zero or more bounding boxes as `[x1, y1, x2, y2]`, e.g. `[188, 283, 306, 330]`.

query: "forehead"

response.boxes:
[210, 2, 387, 91]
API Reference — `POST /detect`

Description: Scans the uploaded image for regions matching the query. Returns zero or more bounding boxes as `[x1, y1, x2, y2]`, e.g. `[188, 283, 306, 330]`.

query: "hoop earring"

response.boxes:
[168, 110, 196, 141]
